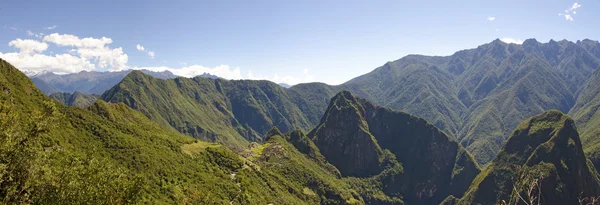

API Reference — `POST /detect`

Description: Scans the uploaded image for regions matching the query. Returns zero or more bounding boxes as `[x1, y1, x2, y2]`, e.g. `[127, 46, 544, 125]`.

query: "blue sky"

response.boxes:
[0, 0, 598, 85]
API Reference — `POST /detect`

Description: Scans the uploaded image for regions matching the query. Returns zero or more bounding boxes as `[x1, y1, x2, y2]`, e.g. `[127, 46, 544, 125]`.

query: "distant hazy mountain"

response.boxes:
[30, 69, 178, 95]
[278, 83, 291, 88]
[197, 72, 220, 79]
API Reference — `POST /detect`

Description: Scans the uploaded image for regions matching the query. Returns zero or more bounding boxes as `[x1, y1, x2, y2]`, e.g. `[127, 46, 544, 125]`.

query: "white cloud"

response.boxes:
[26, 30, 44, 39]
[137, 65, 244, 80]
[1, 38, 94, 74]
[247, 69, 314, 85]
[8, 38, 48, 55]
[135, 65, 314, 85]
[9, 26, 17, 30]
[44, 25, 57, 30]
[487, 17, 496, 21]
[135, 44, 155, 59]
[1, 33, 312, 85]
[559, 2, 581, 21]
[147, 51, 155, 59]
[0, 52, 95, 74]
[43, 33, 128, 71]
[44, 33, 113, 48]
[565, 14, 574, 21]
[136, 44, 145, 51]
[500, 38, 523, 44]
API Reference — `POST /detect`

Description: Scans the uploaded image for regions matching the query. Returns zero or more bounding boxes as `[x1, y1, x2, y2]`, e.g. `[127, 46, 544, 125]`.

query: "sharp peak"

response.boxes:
[124, 69, 154, 80]
[331, 90, 356, 101]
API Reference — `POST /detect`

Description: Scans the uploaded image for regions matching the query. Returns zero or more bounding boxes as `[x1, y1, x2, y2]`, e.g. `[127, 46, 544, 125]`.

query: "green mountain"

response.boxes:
[451, 111, 600, 205]
[50, 92, 99, 108]
[343, 55, 465, 137]
[340, 39, 600, 164]
[309, 91, 480, 205]
[570, 68, 600, 170]
[101, 71, 339, 150]
[28, 39, 600, 165]
[0, 58, 365, 204]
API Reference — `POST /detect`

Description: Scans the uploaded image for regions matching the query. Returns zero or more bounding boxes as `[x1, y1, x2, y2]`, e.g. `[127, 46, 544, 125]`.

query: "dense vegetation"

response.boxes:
[344, 39, 600, 164]
[0, 59, 368, 204]
[43, 38, 599, 165]
[310, 91, 480, 205]
[569, 68, 600, 170]
[50, 92, 99, 108]
[450, 111, 600, 205]
[13, 38, 600, 204]
[101, 71, 339, 150]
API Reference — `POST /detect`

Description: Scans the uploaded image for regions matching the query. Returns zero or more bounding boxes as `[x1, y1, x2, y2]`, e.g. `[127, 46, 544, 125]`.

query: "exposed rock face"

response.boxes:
[310, 91, 383, 177]
[457, 111, 600, 205]
[310, 91, 481, 205]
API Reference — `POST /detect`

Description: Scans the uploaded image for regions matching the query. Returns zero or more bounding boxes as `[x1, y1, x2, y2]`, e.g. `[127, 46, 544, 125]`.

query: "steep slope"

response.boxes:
[343, 56, 464, 136]
[340, 39, 600, 165]
[0, 58, 371, 204]
[101, 71, 251, 150]
[101, 71, 331, 150]
[458, 50, 575, 164]
[50, 92, 99, 108]
[30, 69, 178, 95]
[0, 58, 241, 203]
[310, 91, 480, 205]
[30, 77, 59, 94]
[455, 111, 600, 205]
[570, 68, 600, 170]
[309, 91, 385, 177]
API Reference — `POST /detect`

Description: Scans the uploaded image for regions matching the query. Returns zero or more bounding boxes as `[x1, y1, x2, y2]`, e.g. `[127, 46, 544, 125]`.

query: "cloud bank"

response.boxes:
[0, 33, 314, 85]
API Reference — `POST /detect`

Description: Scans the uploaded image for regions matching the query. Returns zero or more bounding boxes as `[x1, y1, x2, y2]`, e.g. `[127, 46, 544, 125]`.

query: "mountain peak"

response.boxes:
[311, 91, 383, 177]
[457, 110, 600, 204]
[311, 90, 480, 204]
[522, 38, 540, 46]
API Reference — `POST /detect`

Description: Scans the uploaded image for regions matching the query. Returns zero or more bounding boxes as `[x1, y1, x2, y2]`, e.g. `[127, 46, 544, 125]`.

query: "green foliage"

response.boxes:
[50, 92, 99, 108]
[310, 91, 480, 205]
[456, 110, 600, 205]
[101, 71, 333, 150]
[32, 154, 143, 205]
[0, 98, 58, 203]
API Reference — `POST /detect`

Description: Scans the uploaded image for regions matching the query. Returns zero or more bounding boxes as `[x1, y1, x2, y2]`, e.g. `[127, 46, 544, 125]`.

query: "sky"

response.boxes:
[0, 0, 598, 85]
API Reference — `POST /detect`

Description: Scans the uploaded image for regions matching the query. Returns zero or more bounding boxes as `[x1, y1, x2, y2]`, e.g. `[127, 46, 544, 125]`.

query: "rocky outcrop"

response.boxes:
[309, 91, 480, 205]
[457, 110, 600, 205]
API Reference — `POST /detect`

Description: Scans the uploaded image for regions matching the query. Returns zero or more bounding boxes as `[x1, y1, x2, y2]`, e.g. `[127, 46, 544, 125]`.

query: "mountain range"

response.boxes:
[7, 38, 600, 204]
[29, 69, 178, 95]
[36, 38, 600, 164]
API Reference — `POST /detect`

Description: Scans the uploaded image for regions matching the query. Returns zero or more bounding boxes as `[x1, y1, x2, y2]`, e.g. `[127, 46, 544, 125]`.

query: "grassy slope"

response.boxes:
[0, 58, 376, 204]
[101, 71, 341, 150]
[50, 92, 99, 108]
[101, 71, 250, 150]
[570, 68, 600, 170]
